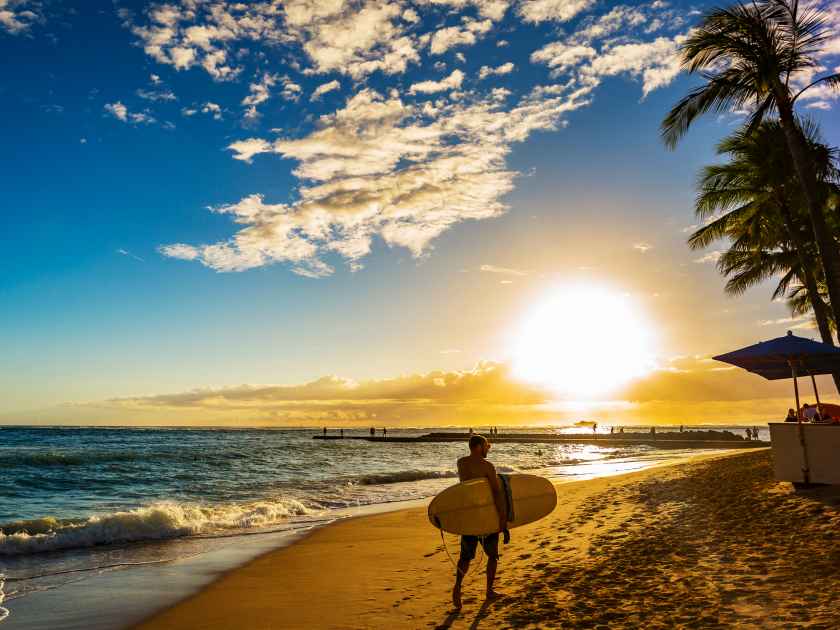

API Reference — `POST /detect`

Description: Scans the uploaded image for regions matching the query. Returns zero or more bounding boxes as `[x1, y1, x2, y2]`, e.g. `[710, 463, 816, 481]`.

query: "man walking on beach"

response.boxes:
[452, 434, 509, 609]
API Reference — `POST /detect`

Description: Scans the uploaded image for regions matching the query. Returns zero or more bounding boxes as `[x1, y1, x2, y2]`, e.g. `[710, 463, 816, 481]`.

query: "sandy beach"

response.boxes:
[132, 449, 840, 629]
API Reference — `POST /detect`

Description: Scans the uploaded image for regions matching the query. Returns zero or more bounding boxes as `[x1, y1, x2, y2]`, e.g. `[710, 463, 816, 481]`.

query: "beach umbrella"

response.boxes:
[712, 330, 840, 413]
[713, 330, 840, 484]
[712, 330, 840, 381]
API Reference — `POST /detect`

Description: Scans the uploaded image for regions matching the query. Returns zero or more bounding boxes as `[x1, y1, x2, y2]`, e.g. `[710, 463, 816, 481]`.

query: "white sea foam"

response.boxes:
[0, 498, 312, 556]
[0, 574, 8, 623]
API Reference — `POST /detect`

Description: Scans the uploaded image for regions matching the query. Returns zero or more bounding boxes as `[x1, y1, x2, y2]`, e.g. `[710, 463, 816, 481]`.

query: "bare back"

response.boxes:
[458, 454, 498, 486]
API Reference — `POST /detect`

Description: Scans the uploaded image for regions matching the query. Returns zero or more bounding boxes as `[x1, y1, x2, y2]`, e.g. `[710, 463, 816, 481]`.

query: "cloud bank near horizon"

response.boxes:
[17, 356, 832, 426]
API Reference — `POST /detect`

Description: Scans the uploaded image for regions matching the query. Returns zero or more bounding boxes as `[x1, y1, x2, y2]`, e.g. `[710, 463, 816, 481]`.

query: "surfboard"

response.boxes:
[428, 474, 557, 536]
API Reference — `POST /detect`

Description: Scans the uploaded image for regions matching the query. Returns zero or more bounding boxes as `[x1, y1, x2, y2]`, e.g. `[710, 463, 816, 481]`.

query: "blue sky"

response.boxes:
[1, 0, 839, 424]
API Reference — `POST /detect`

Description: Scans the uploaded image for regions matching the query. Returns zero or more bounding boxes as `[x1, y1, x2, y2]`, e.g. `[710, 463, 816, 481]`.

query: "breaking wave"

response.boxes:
[357, 466, 517, 485]
[0, 498, 312, 556]
[358, 470, 458, 485]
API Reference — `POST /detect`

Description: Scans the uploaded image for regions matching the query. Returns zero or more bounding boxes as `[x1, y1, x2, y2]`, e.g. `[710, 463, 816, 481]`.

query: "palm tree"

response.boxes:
[688, 121, 840, 389]
[662, 0, 840, 332]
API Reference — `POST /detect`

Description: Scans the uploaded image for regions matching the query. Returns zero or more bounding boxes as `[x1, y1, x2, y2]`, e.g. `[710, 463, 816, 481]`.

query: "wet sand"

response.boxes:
[135, 450, 840, 629]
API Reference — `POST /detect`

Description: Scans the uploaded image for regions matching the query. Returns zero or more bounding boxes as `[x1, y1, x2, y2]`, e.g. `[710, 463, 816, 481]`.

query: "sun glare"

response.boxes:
[511, 286, 657, 398]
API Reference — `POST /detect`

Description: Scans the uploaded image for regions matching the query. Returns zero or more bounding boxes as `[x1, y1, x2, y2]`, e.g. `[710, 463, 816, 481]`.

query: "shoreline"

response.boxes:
[133, 450, 771, 629]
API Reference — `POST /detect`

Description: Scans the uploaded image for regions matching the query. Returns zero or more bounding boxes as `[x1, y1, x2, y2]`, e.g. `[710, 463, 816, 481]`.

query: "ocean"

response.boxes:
[0, 425, 766, 628]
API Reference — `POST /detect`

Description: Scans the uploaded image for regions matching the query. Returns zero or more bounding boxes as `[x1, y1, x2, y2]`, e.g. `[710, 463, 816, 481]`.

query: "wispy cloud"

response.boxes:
[116, 248, 145, 262]
[311, 79, 341, 101]
[693, 251, 723, 265]
[478, 62, 515, 80]
[409, 69, 464, 94]
[104, 101, 156, 125]
[479, 264, 530, 276]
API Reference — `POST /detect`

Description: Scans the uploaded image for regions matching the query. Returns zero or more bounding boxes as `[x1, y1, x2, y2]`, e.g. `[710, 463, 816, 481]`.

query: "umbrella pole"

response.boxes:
[790, 361, 811, 485]
[807, 368, 822, 414]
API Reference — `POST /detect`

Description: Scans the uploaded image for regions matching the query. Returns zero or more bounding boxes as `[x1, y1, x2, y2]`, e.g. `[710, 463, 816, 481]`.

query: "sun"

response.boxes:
[510, 286, 657, 398]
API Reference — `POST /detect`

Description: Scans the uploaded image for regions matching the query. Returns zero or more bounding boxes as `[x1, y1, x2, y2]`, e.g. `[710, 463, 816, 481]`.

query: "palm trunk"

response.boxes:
[776, 96, 840, 345]
[778, 204, 840, 394]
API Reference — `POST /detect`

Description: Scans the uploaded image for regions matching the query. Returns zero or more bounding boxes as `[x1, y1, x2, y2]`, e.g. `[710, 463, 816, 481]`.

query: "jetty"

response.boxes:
[313, 431, 768, 449]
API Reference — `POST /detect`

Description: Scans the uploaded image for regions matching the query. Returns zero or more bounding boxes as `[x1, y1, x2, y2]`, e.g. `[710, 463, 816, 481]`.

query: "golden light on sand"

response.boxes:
[511, 286, 656, 397]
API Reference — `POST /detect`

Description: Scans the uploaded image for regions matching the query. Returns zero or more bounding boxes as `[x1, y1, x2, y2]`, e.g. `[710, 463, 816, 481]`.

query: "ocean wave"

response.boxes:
[0, 498, 312, 556]
[358, 470, 458, 485]
[0, 450, 176, 468]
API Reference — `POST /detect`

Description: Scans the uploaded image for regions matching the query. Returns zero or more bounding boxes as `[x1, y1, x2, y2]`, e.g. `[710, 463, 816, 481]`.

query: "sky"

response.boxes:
[1, 0, 840, 426]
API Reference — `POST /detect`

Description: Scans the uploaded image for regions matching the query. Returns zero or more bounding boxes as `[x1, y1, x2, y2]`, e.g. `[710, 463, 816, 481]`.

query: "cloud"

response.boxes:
[202, 101, 223, 120]
[285, 1, 421, 79]
[104, 101, 128, 122]
[0, 0, 40, 35]
[633, 242, 652, 253]
[478, 62, 514, 79]
[429, 18, 493, 55]
[409, 69, 464, 94]
[164, 82, 590, 275]
[104, 101, 157, 125]
[158, 243, 200, 261]
[531, 3, 688, 97]
[311, 79, 341, 101]
[757, 316, 815, 331]
[517, 0, 595, 23]
[479, 264, 529, 276]
[136, 88, 177, 101]
[242, 72, 282, 119]
[56, 355, 837, 426]
[116, 248, 145, 262]
[419, 0, 511, 22]
[90, 362, 550, 423]
[122, 2, 287, 81]
[227, 137, 272, 162]
[693, 250, 723, 265]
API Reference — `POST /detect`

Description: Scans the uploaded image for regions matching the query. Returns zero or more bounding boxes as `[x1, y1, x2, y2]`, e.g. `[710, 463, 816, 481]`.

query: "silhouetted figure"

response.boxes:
[785, 409, 797, 422]
[323, 427, 327, 436]
[593, 422, 598, 435]
[383, 427, 387, 438]
[340, 428, 344, 438]
[619, 427, 624, 434]
[370, 427, 375, 436]
[745, 428, 752, 440]
[610, 426, 614, 435]
[451, 434, 508, 610]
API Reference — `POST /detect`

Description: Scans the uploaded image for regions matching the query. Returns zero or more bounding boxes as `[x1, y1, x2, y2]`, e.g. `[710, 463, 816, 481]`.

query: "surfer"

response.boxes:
[452, 434, 509, 609]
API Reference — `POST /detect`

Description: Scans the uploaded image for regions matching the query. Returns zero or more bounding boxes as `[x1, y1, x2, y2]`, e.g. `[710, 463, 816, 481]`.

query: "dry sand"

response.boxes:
[135, 450, 840, 629]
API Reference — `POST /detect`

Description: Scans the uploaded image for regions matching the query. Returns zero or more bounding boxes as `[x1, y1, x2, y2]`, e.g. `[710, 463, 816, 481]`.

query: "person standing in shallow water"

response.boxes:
[452, 434, 509, 609]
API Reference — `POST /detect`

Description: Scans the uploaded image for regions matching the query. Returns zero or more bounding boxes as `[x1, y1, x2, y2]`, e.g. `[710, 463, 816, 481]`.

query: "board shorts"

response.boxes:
[460, 533, 499, 561]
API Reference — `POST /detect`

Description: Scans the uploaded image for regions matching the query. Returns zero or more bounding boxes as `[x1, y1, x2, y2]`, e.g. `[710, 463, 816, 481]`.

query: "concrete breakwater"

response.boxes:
[312, 431, 768, 449]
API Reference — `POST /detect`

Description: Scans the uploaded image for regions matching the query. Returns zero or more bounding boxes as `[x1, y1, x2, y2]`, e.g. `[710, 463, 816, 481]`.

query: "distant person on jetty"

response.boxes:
[785, 409, 797, 422]
[323, 427, 327, 436]
[382, 428, 387, 437]
[370, 427, 374, 436]
[452, 434, 509, 609]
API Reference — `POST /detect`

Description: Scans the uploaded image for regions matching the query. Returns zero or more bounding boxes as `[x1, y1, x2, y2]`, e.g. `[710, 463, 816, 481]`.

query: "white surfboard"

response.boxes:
[428, 474, 557, 536]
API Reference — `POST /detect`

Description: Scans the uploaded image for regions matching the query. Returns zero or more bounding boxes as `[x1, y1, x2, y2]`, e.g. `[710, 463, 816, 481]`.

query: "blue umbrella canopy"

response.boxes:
[713, 331, 840, 380]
